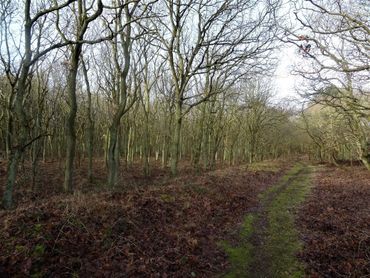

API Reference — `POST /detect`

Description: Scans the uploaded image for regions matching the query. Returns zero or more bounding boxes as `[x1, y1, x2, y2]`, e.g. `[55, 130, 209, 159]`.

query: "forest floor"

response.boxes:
[297, 164, 370, 277]
[0, 160, 369, 277]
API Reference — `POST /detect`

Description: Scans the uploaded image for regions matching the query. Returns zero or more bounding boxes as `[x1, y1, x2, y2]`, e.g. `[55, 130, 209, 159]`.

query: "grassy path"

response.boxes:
[221, 163, 314, 278]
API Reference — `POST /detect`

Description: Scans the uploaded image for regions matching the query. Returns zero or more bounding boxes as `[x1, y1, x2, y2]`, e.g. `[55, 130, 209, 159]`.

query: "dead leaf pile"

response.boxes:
[0, 163, 284, 277]
[297, 166, 370, 277]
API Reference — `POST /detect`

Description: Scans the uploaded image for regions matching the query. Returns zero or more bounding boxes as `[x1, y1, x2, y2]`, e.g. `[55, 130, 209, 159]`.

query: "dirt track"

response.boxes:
[223, 163, 313, 277]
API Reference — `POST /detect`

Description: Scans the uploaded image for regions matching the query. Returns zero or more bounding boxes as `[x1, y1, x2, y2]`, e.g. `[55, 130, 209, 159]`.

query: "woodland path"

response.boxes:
[222, 163, 314, 278]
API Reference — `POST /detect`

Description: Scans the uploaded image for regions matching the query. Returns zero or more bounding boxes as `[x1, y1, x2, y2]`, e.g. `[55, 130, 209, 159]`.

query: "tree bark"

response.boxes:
[170, 100, 182, 175]
[82, 59, 94, 183]
[63, 45, 81, 192]
[107, 123, 120, 187]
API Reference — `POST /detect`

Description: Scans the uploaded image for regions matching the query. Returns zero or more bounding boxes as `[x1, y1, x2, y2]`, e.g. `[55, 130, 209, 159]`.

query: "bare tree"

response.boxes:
[282, 0, 370, 168]
[0, 0, 79, 208]
[151, 0, 279, 174]
[56, 0, 104, 192]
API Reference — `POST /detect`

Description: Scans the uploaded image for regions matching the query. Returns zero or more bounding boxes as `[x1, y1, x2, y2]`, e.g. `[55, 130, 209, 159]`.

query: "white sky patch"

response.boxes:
[273, 45, 298, 100]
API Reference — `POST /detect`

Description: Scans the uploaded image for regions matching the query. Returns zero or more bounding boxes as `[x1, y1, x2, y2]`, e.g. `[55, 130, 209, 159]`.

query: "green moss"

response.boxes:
[33, 244, 45, 257]
[240, 214, 254, 239]
[30, 272, 43, 278]
[160, 194, 176, 202]
[220, 214, 255, 277]
[33, 223, 42, 234]
[15, 245, 27, 253]
[222, 245, 251, 278]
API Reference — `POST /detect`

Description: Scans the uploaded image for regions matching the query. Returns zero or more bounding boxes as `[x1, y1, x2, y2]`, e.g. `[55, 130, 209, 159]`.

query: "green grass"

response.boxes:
[259, 163, 303, 199]
[264, 165, 312, 277]
[220, 163, 313, 277]
[220, 214, 255, 278]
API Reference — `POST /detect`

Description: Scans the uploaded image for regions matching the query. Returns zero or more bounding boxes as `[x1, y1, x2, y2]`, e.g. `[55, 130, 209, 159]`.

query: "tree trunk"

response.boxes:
[126, 126, 132, 166]
[5, 107, 12, 160]
[170, 100, 182, 175]
[2, 149, 21, 209]
[63, 45, 81, 192]
[82, 60, 94, 183]
[143, 122, 150, 176]
[31, 114, 42, 191]
[192, 103, 206, 171]
[143, 87, 150, 176]
[360, 140, 370, 171]
[107, 6, 132, 187]
[2, 1, 32, 208]
[107, 124, 120, 187]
